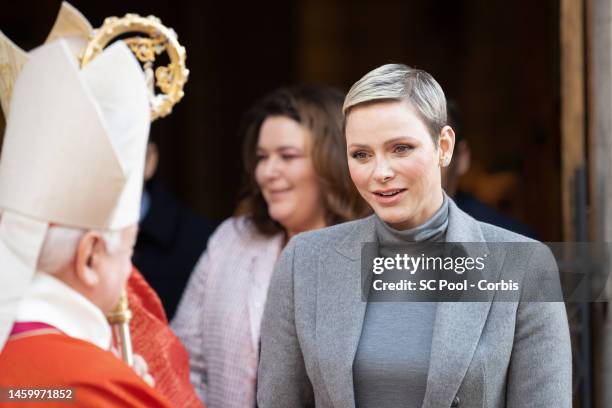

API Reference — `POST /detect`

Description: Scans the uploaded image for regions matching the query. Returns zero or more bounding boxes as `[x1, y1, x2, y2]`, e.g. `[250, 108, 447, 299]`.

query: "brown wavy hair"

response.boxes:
[236, 84, 370, 236]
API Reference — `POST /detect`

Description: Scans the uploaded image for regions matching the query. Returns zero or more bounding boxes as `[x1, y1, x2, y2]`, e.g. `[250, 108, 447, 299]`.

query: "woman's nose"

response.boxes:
[373, 157, 394, 183]
[262, 155, 282, 179]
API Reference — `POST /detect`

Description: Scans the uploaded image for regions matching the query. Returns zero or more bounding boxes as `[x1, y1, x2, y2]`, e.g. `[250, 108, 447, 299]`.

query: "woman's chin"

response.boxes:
[269, 209, 293, 228]
[376, 210, 417, 229]
[374, 206, 409, 221]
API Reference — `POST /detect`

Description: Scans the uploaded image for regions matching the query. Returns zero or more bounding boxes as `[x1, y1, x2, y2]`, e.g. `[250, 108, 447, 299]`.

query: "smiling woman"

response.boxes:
[254, 116, 326, 237]
[257, 64, 572, 408]
[346, 100, 454, 230]
[238, 85, 369, 237]
[171, 84, 369, 408]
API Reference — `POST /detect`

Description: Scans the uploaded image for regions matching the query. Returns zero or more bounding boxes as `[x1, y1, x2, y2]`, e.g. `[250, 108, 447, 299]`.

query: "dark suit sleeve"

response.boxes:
[505, 245, 572, 407]
[257, 238, 315, 407]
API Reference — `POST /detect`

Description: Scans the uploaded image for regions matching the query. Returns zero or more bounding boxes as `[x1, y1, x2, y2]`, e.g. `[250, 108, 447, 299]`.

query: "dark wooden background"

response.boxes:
[0, 0, 561, 240]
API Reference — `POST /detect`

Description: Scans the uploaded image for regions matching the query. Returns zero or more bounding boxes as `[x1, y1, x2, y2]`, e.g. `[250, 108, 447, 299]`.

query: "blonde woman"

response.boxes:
[257, 65, 571, 408]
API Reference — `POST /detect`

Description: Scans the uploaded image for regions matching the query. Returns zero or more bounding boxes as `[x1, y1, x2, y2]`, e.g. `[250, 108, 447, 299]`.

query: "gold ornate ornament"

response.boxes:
[0, 31, 28, 116]
[79, 11, 189, 365]
[80, 13, 189, 121]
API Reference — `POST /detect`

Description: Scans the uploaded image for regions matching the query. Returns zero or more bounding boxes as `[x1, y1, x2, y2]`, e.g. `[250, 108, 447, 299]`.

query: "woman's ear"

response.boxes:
[75, 230, 103, 287]
[438, 125, 456, 167]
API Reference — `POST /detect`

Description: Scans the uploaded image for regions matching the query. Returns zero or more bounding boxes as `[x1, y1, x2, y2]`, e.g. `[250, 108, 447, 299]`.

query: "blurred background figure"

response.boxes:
[442, 100, 536, 238]
[171, 84, 369, 408]
[133, 137, 218, 320]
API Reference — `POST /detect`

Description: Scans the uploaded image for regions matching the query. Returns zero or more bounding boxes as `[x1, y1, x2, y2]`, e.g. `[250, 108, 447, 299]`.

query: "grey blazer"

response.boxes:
[257, 200, 572, 408]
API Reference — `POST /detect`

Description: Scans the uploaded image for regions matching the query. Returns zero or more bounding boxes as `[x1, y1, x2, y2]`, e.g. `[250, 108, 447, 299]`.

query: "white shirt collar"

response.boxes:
[15, 272, 112, 350]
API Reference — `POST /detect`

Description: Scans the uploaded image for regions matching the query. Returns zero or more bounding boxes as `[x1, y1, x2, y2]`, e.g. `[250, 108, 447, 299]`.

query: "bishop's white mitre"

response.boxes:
[0, 2, 150, 348]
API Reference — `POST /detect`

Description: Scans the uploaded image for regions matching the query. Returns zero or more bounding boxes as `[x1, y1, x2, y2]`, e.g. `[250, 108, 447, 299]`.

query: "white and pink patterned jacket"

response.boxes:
[171, 216, 283, 408]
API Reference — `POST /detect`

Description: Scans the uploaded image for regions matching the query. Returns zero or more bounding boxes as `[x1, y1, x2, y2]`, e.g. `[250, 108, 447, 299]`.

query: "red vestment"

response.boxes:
[127, 268, 204, 408]
[0, 331, 173, 407]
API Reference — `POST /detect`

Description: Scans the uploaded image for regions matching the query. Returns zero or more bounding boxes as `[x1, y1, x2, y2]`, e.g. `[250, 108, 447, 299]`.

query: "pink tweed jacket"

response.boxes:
[171, 217, 283, 408]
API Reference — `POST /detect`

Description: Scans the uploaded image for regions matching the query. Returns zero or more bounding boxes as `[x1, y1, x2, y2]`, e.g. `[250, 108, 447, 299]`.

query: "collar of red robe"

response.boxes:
[9, 321, 63, 340]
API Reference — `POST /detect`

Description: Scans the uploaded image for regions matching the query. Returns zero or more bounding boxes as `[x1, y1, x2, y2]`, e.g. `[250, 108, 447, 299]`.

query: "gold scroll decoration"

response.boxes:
[80, 13, 189, 121]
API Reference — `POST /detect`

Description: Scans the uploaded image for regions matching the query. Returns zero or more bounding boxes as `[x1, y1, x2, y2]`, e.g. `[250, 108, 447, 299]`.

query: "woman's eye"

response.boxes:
[393, 144, 412, 153]
[351, 151, 369, 160]
[281, 154, 299, 161]
[256, 154, 268, 162]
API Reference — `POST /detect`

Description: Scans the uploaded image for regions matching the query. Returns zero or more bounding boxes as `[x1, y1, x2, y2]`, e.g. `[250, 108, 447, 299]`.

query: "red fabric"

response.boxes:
[127, 267, 204, 408]
[0, 333, 173, 408]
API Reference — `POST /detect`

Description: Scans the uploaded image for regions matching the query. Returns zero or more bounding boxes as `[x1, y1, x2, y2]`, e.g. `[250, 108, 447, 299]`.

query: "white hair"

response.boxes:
[37, 225, 122, 275]
[343, 63, 447, 139]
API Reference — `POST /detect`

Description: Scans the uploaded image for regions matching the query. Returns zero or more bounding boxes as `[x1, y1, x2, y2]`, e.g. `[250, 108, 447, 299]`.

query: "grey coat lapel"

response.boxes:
[421, 200, 502, 408]
[316, 215, 377, 408]
[316, 203, 502, 408]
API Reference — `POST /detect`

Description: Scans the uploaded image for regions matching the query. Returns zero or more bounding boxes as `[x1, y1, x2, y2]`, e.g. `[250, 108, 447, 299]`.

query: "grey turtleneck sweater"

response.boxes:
[353, 194, 449, 408]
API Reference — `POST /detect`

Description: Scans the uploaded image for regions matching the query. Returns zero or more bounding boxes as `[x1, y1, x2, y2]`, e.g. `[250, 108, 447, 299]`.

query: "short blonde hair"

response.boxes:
[343, 63, 447, 140]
